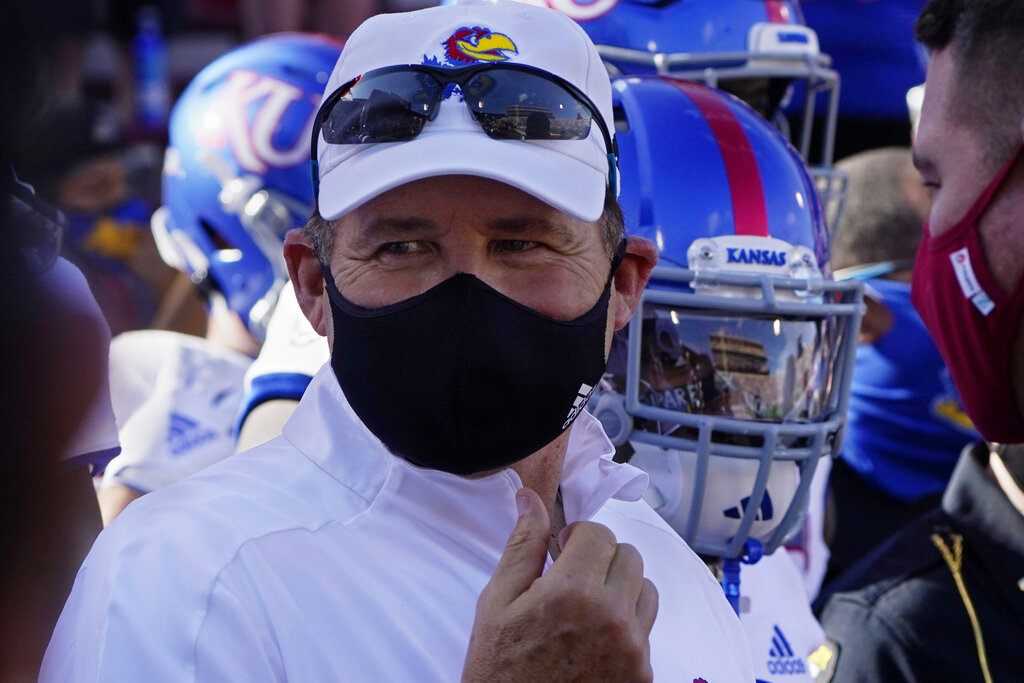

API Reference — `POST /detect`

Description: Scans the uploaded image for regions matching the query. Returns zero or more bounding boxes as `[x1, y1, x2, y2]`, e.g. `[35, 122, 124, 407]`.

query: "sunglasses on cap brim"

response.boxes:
[309, 62, 618, 203]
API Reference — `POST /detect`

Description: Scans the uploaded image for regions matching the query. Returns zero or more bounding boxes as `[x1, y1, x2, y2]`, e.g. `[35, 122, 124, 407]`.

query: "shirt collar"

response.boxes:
[561, 409, 648, 522]
[283, 367, 649, 526]
[282, 365, 392, 504]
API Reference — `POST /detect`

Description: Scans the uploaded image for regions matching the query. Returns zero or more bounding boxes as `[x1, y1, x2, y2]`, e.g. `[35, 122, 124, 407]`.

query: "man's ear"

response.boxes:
[611, 236, 658, 330]
[283, 228, 328, 337]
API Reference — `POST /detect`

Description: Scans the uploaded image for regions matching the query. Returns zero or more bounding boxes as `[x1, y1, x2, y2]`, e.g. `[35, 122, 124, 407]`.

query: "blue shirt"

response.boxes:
[841, 278, 979, 500]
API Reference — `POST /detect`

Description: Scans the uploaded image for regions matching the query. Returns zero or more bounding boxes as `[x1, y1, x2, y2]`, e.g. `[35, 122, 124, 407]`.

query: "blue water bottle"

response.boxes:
[132, 6, 170, 135]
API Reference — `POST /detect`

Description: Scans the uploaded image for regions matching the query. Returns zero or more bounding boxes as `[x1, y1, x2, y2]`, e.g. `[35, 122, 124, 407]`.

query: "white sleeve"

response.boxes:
[41, 498, 281, 682]
[237, 284, 329, 428]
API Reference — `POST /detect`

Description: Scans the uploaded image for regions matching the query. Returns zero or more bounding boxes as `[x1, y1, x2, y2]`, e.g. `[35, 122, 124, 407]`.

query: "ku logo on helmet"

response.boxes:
[443, 27, 518, 64]
[196, 70, 317, 175]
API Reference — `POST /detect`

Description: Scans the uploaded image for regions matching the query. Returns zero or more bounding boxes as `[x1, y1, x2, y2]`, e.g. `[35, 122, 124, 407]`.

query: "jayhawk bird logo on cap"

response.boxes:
[443, 27, 518, 64]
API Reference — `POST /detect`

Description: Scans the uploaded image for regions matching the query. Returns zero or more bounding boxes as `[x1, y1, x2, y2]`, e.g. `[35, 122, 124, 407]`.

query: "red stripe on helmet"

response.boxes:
[670, 80, 770, 237]
[765, 1, 792, 23]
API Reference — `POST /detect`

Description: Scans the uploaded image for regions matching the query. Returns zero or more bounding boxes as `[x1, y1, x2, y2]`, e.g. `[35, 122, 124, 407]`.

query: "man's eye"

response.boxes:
[495, 240, 537, 253]
[381, 241, 427, 255]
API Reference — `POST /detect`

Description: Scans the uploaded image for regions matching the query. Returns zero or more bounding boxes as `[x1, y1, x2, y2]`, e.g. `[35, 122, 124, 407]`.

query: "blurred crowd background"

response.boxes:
[4, 1, 979, 680]
[0, 0, 928, 345]
[0, 0, 434, 344]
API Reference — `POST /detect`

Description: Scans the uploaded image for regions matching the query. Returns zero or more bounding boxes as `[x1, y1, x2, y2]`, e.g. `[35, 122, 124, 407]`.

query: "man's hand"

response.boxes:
[462, 487, 658, 682]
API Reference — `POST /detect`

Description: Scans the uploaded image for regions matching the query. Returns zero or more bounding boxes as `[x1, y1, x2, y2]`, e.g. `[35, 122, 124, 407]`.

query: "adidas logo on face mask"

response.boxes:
[562, 383, 596, 429]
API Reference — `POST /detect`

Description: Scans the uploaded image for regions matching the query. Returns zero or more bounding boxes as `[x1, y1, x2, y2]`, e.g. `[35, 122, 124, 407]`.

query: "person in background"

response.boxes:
[0, 2, 121, 677]
[0, 171, 122, 681]
[821, 146, 980, 586]
[96, 33, 343, 525]
[816, 1, 1024, 679]
[12, 96, 180, 336]
[43, 4, 754, 680]
[591, 73, 863, 683]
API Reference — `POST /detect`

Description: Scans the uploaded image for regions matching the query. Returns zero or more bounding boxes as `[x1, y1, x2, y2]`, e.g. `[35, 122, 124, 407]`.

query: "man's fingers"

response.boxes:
[477, 487, 551, 610]
[604, 542, 645, 599]
[636, 578, 659, 634]
[553, 521, 618, 576]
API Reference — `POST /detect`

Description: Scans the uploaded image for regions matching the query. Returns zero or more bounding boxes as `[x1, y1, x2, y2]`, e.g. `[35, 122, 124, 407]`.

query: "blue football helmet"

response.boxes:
[151, 33, 343, 341]
[590, 75, 863, 559]
[468, 0, 846, 229]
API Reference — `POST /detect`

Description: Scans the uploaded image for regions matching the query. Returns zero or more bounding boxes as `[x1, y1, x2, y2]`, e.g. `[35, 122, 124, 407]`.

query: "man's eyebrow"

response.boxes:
[487, 217, 577, 242]
[353, 217, 436, 249]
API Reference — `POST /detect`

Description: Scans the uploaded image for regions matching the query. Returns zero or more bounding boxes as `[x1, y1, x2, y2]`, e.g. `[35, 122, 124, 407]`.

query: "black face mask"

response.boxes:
[321, 241, 625, 475]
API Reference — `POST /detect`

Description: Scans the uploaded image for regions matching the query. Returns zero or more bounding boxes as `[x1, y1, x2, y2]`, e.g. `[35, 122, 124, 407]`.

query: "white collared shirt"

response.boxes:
[44, 366, 752, 682]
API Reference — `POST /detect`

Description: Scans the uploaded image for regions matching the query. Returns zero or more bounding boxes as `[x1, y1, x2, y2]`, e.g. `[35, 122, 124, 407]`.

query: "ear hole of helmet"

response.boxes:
[200, 218, 236, 252]
[612, 105, 630, 134]
[190, 218, 233, 300]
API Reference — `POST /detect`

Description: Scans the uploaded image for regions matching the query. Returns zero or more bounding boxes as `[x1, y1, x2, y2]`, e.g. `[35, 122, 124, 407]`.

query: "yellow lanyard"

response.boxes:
[930, 532, 993, 683]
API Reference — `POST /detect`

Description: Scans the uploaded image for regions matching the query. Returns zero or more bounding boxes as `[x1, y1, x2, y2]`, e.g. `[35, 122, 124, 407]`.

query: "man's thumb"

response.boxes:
[479, 487, 551, 609]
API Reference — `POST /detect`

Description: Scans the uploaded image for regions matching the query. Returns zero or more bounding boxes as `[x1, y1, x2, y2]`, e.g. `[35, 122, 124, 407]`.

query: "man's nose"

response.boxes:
[442, 241, 493, 280]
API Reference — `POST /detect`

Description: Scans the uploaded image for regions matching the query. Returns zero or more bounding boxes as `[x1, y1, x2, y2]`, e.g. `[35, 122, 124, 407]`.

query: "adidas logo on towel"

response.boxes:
[168, 413, 218, 456]
[766, 625, 806, 676]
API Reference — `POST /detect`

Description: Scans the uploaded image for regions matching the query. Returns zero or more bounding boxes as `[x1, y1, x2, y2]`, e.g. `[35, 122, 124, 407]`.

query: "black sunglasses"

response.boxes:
[309, 62, 617, 203]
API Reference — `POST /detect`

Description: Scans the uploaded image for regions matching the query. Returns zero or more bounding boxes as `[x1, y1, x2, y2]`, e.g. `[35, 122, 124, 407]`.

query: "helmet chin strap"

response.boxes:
[720, 538, 764, 616]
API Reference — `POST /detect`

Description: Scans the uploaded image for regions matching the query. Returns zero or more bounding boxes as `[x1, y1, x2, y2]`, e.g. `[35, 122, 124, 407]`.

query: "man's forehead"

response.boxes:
[914, 48, 962, 164]
[919, 48, 958, 120]
[919, 46, 1000, 143]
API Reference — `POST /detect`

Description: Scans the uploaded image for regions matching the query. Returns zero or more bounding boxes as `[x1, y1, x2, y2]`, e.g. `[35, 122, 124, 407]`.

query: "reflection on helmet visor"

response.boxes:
[632, 304, 836, 427]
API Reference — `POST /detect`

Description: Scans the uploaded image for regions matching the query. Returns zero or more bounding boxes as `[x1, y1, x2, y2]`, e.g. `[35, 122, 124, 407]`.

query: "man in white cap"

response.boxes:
[42, 3, 752, 680]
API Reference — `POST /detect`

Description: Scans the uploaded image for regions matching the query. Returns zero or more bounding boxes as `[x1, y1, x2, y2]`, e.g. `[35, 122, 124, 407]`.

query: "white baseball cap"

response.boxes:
[314, 1, 615, 223]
